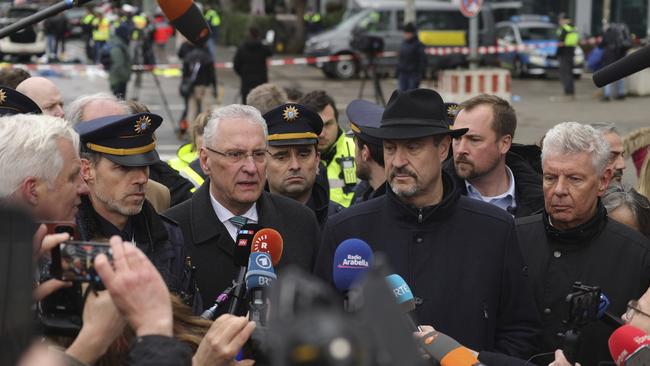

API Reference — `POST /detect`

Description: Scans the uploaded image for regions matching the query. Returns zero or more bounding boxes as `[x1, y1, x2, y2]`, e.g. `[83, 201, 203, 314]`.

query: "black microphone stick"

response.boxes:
[593, 44, 650, 87]
[0, 0, 95, 39]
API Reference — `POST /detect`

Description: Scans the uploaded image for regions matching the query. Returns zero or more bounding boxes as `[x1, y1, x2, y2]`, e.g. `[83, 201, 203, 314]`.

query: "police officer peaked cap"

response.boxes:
[0, 86, 42, 116]
[345, 99, 383, 146]
[365, 88, 468, 140]
[75, 113, 162, 167]
[263, 103, 323, 146]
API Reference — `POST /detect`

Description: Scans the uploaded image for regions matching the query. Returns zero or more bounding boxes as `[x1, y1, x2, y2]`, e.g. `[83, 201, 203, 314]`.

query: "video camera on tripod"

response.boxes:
[351, 33, 385, 57]
[350, 30, 387, 106]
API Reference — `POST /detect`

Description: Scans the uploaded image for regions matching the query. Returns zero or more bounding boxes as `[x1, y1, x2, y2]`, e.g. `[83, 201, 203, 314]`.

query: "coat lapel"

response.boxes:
[189, 181, 234, 258]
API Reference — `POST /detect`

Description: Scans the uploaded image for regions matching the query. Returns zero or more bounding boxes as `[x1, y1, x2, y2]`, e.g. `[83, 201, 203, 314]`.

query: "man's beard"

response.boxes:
[389, 167, 420, 197]
[454, 154, 501, 181]
[611, 169, 624, 182]
[94, 184, 144, 217]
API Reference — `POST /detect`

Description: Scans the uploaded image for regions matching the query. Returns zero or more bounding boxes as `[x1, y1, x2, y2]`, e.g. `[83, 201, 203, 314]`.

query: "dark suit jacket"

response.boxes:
[163, 180, 321, 310]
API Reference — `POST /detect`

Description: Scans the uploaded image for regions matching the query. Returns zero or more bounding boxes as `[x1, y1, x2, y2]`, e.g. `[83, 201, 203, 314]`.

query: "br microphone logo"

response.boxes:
[337, 254, 369, 269]
[255, 255, 272, 269]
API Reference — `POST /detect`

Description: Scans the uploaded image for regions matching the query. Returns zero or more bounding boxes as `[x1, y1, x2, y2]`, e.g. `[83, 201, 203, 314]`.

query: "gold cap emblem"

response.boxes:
[134, 115, 152, 134]
[282, 105, 299, 122]
[446, 104, 462, 121]
[0, 89, 7, 105]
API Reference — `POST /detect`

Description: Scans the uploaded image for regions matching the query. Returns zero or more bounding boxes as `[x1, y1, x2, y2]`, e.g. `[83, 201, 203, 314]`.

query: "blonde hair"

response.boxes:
[190, 111, 211, 151]
[639, 156, 650, 199]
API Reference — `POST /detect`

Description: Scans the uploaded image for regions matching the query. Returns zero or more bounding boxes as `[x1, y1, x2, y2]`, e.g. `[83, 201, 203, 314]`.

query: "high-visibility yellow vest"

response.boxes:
[325, 133, 357, 207]
[558, 24, 579, 46]
[179, 164, 204, 192]
[92, 17, 110, 41]
[168, 143, 198, 172]
[81, 14, 95, 25]
[204, 9, 221, 27]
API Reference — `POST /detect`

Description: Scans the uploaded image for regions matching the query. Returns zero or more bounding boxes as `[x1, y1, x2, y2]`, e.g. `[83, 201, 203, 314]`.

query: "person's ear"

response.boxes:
[80, 158, 95, 183]
[199, 147, 211, 175]
[19, 177, 40, 206]
[499, 134, 512, 155]
[598, 168, 613, 196]
[438, 135, 452, 162]
[361, 145, 371, 162]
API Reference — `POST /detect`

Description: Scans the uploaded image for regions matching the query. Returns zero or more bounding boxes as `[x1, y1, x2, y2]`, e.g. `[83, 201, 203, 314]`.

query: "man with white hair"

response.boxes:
[516, 122, 650, 365]
[0, 114, 88, 221]
[65, 92, 193, 208]
[590, 122, 626, 184]
[164, 104, 321, 313]
[16, 77, 65, 118]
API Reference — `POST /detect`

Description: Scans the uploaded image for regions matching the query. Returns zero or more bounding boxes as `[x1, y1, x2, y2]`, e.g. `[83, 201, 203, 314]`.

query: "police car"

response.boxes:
[496, 15, 584, 78]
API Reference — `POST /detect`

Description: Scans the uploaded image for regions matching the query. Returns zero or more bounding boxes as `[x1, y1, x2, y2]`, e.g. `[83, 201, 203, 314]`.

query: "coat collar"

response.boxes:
[189, 180, 275, 258]
[385, 170, 460, 224]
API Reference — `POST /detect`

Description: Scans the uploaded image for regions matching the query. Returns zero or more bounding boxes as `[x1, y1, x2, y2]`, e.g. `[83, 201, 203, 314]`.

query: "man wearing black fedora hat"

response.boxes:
[315, 89, 541, 360]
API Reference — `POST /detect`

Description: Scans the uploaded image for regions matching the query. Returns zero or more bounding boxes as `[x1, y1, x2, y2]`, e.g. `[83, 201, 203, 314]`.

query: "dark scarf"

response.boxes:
[543, 199, 608, 245]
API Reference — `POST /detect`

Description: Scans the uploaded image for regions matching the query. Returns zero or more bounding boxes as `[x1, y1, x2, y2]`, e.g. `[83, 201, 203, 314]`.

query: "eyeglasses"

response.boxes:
[625, 300, 650, 321]
[204, 146, 268, 164]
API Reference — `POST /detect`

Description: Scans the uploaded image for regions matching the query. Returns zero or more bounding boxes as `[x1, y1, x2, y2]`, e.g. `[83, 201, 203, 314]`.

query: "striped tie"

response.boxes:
[228, 215, 248, 229]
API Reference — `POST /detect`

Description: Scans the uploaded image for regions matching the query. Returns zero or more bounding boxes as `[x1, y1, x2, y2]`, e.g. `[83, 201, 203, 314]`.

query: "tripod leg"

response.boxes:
[373, 68, 386, 106]
[149, 70, 175, 128]
[358, 65, 368, 99]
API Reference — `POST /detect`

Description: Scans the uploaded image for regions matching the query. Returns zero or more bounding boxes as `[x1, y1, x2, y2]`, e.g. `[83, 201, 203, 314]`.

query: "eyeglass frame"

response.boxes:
[625, 299, 650, 321]
[204, 146, 268, 164]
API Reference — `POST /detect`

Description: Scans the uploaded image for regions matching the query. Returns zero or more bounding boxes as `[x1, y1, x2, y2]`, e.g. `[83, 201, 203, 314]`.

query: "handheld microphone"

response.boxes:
[385, 274, 422, 332]
[593, 44, 650, 87]
[245, 252, 276, 325]
[157, 0, 211, 45]
[609, 324, 650, 366]
[225, 224, 261, 316]
[332, 238, 373, 311]
[419, 330, 484, 366]
[251, 228, 284, 266]
[0, 0, 94, 39]
[598, 293, 625, 329]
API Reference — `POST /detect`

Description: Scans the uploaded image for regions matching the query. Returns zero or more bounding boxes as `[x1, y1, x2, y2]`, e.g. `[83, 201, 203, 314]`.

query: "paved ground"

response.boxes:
[36, 40, 649, 186]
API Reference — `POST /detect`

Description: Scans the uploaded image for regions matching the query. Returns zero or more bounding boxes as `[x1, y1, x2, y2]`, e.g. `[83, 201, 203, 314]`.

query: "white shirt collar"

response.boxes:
[465, 165, 517, 213]
[209, 190, 258, 241]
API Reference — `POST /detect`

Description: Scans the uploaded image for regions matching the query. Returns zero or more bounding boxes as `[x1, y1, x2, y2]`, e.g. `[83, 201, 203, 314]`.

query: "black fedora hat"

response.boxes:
[365, 89, 468, 140]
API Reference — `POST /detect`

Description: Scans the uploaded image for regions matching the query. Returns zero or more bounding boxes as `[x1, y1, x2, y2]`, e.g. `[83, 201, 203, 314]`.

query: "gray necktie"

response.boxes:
[228, 215, 248, 229]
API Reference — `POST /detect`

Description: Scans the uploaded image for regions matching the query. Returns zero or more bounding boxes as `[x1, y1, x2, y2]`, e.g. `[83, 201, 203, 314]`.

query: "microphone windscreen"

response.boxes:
[252, 228, 283, 266]
[593, 44, 650, 87]
[332, 238, 373, 293]
[233, 223, 261, 267]
[419, 331, 480, 366]
[609, 324, 650, 366]
[157, 0, 210, 45]
[386, 274, 416, 312]
[245, 252, 276, 291]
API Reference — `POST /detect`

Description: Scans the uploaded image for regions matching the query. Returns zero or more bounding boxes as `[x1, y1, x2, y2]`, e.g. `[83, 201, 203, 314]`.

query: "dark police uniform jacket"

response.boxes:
[516, 204, 650, 366]
[314, 172, 541, 359]
[76, 196, 199, 311]
[163, 179, 321, 311]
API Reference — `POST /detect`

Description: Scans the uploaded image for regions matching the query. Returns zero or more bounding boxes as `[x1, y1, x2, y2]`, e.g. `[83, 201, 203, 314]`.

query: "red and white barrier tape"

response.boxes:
[0, 36, 607, 72]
